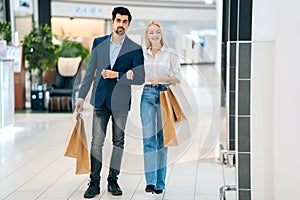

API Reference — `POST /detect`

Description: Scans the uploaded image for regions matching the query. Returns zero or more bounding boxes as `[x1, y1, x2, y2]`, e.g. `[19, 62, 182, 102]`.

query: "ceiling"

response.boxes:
[51, 0, 216, 9]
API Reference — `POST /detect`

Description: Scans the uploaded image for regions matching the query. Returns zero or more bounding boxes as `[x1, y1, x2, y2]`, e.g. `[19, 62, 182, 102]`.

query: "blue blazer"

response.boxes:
[77, 34, 145, 111]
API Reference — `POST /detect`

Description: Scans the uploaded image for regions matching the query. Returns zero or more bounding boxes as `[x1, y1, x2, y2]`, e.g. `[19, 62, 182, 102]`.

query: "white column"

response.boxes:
[215, 0, 223, 76]
[251, 41, 275, 200]
[251, 0, 276, 199]
[33, 0, 39, 24]
[273, 0, 300, 199]
[252, 0, 300, 199]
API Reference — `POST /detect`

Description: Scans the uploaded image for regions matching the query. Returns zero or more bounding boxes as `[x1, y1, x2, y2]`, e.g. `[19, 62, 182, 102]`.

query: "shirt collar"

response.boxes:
[110, 35, 125, 46]
[146, 45, 166, 55]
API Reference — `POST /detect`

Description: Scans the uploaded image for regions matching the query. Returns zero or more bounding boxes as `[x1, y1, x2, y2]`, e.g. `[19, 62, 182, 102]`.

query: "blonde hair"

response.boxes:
[145, 20, 167, 49]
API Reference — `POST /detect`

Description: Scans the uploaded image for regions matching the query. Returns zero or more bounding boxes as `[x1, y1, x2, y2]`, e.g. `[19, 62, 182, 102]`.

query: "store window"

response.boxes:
[51, 17, 106, 50]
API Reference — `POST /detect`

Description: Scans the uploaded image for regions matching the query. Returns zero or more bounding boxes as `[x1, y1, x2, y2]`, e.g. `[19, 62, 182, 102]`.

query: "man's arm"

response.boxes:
[118, 48, 145, 85]
[75, 40, 98, 111]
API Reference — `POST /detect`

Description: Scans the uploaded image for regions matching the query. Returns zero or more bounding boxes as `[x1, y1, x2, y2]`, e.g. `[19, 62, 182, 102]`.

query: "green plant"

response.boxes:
[59, 38, 89, 59]
[0, 21, 12, 44]
[22, 24, 59, 83]
[56, 37, 90, 70]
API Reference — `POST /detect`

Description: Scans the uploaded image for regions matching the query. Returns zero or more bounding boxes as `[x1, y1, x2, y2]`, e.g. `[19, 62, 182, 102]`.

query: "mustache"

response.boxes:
[115, 26, 125, 35]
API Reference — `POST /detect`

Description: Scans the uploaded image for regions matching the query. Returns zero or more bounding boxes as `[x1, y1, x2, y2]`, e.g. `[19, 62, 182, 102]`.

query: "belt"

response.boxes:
[144, 84, 169, 89]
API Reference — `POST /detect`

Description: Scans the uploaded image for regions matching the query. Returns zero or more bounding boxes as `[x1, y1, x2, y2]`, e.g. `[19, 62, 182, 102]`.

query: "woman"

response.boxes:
[140, 20, 181, 194]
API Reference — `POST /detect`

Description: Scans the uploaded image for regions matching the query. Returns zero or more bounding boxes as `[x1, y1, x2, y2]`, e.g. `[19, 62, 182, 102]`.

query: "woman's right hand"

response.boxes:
[149, 77, 160, 85]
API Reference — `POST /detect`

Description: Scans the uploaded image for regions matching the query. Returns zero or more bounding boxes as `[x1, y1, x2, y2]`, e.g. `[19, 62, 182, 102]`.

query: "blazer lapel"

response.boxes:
[103, 35, 111, 69]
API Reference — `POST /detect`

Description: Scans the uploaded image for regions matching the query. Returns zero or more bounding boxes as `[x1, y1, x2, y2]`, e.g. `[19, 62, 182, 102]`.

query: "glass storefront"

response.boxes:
[51, 17, 106, 50]
[51, 2, 217, 63]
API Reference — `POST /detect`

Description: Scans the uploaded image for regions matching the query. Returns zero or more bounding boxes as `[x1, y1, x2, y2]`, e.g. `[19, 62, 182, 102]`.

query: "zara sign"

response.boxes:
[72, 6, 102, 16]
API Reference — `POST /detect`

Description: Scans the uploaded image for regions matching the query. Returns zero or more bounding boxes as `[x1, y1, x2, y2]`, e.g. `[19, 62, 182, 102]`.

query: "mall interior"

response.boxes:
[0, 0, 299, 200]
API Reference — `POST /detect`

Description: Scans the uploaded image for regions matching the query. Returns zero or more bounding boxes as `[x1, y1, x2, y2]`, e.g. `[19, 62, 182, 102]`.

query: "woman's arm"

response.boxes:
[150, 76, 179, 84]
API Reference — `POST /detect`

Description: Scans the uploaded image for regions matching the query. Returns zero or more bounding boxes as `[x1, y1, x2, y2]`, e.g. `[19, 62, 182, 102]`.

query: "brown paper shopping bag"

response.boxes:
[160, 90, 179, 147]
[64, 112, 90, 174]
[169, 83, 194, 145]
[169, 83, 193, 119]
[166, 88, 186, 122]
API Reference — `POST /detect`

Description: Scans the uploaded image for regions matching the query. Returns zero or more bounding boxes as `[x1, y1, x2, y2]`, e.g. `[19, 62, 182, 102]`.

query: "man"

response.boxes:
[75, 6, 145, 198]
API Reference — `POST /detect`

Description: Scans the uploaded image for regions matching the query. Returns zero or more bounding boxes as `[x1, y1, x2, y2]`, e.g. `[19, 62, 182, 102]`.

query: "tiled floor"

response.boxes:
[0, 65, 236, 200]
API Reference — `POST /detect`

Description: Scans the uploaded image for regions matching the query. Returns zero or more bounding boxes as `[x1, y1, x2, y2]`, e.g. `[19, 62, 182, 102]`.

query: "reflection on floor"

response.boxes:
[0, 65, 236, 200]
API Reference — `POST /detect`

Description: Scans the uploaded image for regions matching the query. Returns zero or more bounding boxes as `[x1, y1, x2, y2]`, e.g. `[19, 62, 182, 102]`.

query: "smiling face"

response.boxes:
[145, 21, 165, 49]
[147, 24, 162, 47]
[112, 14, 130, 35]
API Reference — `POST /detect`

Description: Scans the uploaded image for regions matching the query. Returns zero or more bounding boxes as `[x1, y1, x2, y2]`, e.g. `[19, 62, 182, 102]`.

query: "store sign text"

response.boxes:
[73, 6, 102, 16]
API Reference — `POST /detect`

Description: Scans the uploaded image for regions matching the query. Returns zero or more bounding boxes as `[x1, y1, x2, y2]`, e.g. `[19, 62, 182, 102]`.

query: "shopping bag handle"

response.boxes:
[74, 109, 82, 120]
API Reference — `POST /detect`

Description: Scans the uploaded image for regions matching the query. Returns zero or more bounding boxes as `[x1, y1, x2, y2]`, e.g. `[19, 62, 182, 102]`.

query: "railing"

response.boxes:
[219, 185, 237, 200]
[219, 144, 236, 200]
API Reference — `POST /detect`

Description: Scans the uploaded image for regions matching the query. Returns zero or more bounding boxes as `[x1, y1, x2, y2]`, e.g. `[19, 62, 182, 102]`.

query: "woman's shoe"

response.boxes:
[145, 185, 155, 193]
[154, 189, 163, 194]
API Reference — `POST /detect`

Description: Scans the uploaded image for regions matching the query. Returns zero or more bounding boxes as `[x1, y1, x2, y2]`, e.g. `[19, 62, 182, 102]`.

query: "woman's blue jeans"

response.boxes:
[140, 84, 168, 190]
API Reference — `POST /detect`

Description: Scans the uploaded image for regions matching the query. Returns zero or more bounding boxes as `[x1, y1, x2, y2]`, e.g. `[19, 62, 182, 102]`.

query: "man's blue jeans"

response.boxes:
[140, 84, 168, 190]
[90, 105, 128, 183]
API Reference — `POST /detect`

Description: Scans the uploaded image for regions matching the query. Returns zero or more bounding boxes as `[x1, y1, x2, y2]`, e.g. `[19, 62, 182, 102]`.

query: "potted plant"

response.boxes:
[46, 38, 90, 112]
[22, 24, 59, 110]
[21, 23, 60, 84]
[58, 38, 89, 60]
[0, 21, 11, 58]
[42, 37, 90, 84]
[56, 37, 90, 72]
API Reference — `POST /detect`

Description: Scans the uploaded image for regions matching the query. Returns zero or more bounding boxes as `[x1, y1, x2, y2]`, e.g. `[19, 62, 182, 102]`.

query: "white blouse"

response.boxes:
[143, 46, 181, 85]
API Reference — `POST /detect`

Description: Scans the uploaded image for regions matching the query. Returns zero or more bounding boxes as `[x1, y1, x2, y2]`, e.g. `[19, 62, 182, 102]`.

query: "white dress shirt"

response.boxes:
[110, 35, 125, 69]
[143, 46, 181, 85]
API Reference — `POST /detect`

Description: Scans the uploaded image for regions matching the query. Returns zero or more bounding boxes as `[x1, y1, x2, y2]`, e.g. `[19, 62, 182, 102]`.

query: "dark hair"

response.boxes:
[112, 6, 132, 23]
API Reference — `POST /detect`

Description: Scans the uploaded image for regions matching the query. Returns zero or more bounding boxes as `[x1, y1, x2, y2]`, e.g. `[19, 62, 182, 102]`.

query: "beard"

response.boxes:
[115, 27, 125, 35]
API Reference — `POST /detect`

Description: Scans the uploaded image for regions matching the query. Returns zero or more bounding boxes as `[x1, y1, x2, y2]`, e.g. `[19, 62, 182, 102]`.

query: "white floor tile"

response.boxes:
[0, 64, 236, 200]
